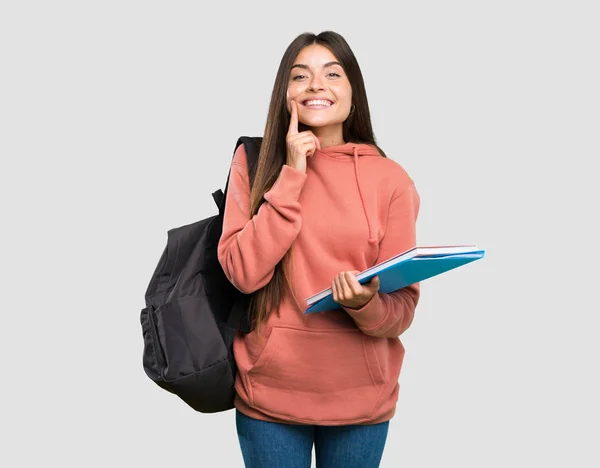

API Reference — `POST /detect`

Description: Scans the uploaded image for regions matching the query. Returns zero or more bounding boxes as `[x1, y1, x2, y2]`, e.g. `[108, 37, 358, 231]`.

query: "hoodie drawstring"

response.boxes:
[353, 145, 378, 246]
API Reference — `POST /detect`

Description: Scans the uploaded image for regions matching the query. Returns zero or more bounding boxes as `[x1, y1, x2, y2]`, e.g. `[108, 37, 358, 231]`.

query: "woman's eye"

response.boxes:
[293, 74, 307, 80]
[328, 73, 341, 78]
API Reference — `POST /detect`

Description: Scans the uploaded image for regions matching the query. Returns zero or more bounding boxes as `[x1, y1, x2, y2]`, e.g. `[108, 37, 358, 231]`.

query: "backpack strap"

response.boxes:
[214, 136, 263, 334]
[237, 136, 261, 188]
[227, 293, 250, 329]
[213, 136, 262, 215]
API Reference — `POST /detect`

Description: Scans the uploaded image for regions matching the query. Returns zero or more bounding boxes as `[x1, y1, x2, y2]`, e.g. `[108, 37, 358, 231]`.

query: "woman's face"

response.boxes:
[287, 44, 353, 129]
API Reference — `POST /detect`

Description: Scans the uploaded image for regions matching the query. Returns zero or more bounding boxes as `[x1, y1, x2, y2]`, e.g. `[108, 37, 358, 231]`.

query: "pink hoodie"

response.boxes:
[218, 141, 420, 425]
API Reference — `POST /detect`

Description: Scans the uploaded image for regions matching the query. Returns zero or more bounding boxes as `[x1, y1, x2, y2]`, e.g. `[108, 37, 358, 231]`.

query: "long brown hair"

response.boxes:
[248, 31, 387, 334]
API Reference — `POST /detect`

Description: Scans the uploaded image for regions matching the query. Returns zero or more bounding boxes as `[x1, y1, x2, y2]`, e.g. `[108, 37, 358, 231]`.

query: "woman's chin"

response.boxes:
[299, 118, 339, 129]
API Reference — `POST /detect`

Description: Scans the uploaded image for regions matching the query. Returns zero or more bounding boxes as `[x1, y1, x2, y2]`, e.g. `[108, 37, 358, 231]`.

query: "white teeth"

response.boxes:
[304, 99, 332, 107]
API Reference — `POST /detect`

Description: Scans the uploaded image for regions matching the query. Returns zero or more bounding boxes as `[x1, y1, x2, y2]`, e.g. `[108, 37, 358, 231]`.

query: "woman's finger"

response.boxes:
[288, 132, 318, 147]
[299, 140, 317, 157]
[344, 271, 363, 296]
[334, 275, 345, 301]
[287, 100, 298, 136]
[332, 278, 339, 303]
[339, 273, 354, 299]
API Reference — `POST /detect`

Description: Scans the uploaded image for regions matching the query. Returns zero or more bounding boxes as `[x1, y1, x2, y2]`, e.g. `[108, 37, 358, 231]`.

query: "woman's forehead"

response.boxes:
[294, 44, 340, 67]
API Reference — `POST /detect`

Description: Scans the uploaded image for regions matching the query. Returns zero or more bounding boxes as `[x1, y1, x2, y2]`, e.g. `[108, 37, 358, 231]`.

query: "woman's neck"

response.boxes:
[309, 125, 345, 148]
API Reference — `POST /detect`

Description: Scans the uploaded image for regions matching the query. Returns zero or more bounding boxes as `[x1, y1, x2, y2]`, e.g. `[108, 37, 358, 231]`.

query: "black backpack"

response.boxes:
[140, 136, 261, 413]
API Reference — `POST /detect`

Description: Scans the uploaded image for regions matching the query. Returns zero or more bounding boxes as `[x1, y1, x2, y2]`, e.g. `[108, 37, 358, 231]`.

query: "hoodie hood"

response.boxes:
[315, 142, 382, 159]
[315, 142, 382, 246]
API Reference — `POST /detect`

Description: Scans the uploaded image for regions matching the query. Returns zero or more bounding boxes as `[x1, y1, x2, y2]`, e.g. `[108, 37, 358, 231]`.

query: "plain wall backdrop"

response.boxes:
[2, 1, 599, 466]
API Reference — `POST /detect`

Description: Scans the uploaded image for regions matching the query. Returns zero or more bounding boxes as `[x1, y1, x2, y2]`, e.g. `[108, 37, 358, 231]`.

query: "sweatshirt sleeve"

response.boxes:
[217, 144, 307, 294]
[343, 181, 421, 338]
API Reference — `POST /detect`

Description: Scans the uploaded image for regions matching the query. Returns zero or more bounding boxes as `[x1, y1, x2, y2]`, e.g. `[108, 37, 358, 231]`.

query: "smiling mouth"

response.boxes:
[301, 99, 334, 109]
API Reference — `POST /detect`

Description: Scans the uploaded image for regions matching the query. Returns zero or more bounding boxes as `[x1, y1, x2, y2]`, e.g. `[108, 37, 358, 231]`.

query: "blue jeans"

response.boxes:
[236, 409, 390, 468]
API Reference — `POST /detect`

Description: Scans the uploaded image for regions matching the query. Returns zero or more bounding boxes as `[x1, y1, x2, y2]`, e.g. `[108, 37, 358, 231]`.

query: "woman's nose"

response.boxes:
[308, 76, 325, 91]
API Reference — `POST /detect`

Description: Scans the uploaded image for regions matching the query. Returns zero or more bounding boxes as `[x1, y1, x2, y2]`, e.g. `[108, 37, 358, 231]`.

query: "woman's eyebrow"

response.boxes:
[291, 61, 342, 71]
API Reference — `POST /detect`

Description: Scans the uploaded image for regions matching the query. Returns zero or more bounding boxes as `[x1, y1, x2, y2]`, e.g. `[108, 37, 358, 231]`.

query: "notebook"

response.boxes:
[304, 245, 485, 314]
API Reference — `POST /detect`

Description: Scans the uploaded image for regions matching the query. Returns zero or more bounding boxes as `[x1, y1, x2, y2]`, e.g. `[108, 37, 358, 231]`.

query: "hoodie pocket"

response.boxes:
[247, 326, 387, 423]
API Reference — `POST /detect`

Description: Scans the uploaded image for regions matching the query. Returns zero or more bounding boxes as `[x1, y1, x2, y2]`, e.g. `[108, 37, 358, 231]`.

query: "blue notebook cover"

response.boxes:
[304, 250, 485, 314]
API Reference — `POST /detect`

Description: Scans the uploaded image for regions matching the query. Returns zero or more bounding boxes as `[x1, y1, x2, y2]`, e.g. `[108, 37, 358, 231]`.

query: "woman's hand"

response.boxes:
[332, 270, 380, 310]
[285, 100, 320, 173]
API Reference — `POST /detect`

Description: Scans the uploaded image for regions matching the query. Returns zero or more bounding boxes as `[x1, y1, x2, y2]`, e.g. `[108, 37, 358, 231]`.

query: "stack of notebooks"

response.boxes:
[304, 245, 485, 314]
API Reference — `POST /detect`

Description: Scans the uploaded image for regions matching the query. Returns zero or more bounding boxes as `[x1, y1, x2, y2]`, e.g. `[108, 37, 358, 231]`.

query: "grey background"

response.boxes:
[2, 1, 599, 467]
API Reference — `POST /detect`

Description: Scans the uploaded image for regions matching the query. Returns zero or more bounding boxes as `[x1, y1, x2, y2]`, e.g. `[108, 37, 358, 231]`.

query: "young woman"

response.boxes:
[218, 30, 420, 468]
